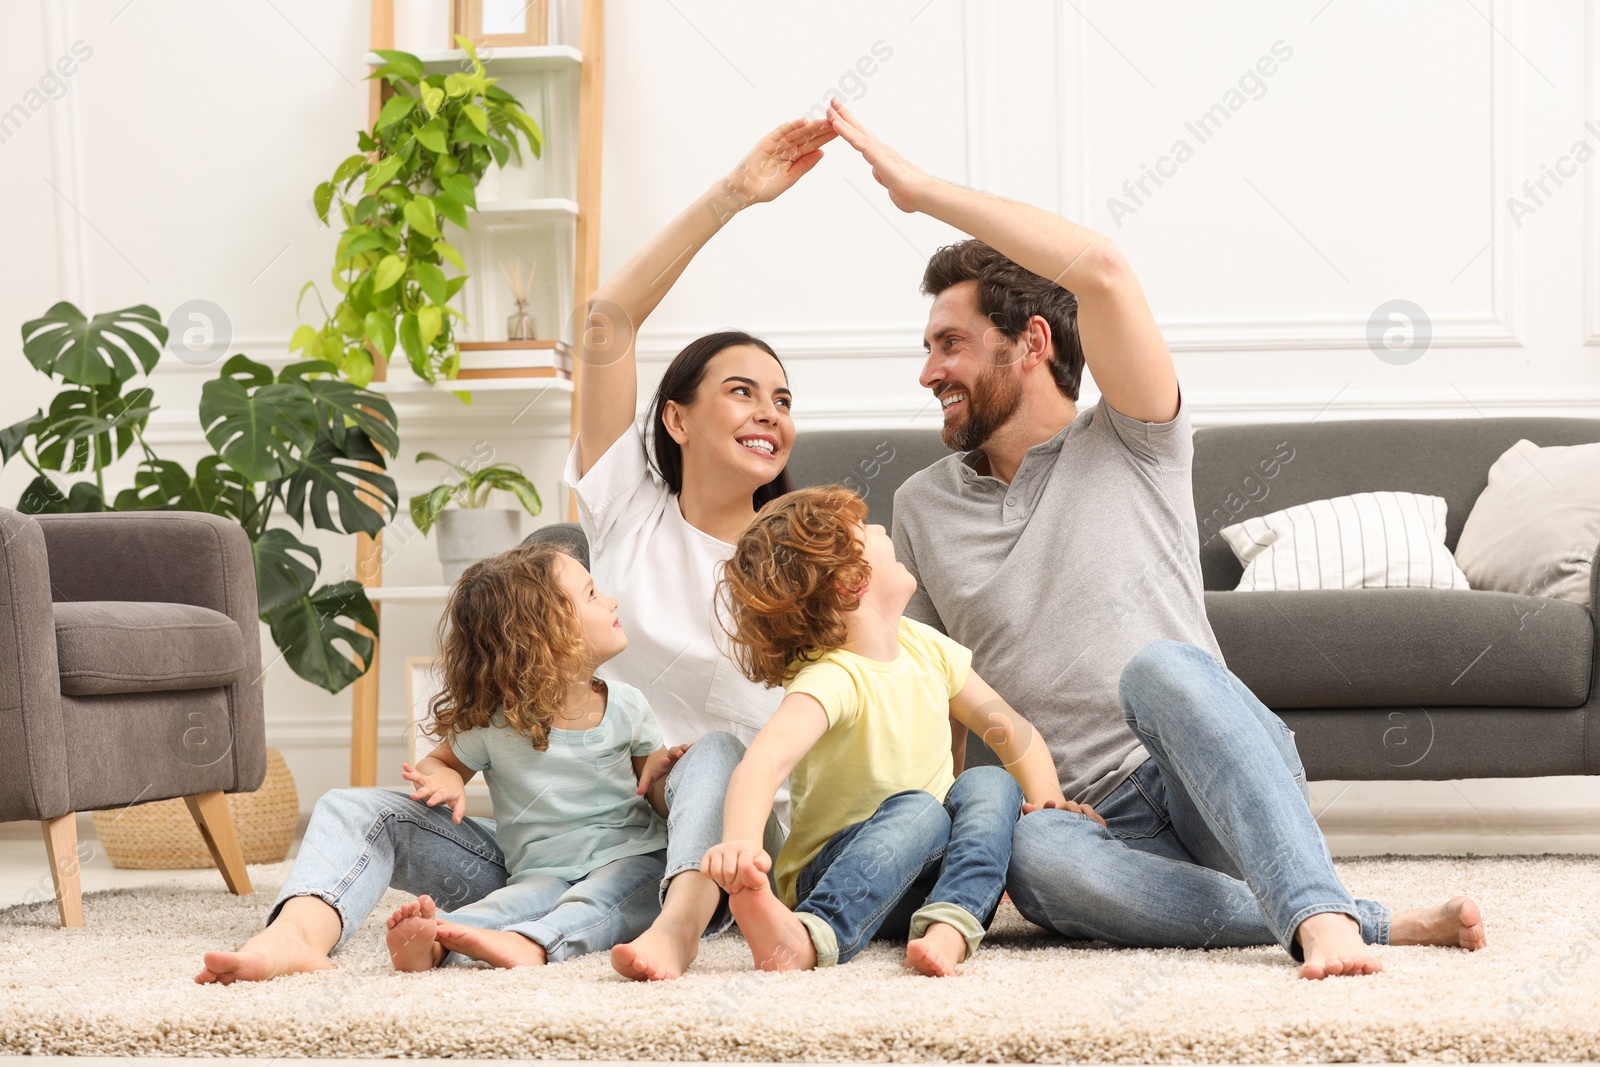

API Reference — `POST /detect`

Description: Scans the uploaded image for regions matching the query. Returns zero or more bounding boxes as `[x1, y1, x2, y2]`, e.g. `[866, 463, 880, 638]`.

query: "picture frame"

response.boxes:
[451, 0, 548, 48]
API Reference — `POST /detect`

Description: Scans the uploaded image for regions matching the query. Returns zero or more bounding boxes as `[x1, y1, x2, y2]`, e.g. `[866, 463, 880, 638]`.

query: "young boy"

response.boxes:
[702, 485, 1101, 976]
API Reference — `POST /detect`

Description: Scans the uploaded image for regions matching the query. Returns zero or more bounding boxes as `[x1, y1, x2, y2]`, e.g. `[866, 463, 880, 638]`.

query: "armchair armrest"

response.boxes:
[0, 507, 68, 822]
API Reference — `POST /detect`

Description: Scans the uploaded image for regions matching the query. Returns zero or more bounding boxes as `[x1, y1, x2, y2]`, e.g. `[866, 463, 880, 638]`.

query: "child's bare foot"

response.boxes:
[1390, 895, 1487, 950]
[434, 922, 547, 968]
[196, 927, 333, 984]
[611, 916, 701, 981]
[904, 921, 967, 977]
[727, 882, 816, 972]
[1296, 911, 1382, 980]
[385, 896, 444, 972]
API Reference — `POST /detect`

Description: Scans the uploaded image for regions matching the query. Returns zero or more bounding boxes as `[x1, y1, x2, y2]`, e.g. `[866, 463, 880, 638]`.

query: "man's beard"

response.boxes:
[942, 359, 1023, 452]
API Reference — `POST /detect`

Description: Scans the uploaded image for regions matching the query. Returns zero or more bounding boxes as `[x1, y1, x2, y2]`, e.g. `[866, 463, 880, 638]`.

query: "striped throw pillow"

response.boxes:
[1220, 491, 1471, 591]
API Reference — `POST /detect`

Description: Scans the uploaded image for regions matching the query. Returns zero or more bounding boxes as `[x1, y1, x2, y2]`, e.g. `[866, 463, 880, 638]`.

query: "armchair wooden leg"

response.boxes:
[41, 814, 83, 928]
[183, 790, 253, 896]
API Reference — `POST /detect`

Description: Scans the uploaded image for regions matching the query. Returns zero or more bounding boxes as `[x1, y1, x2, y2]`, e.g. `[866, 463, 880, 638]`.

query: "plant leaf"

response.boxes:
[363, 310, 396, 358]
[33, 384, 156, 473]
[17, 476, 103, 514]
[21, 302, 168, 386]
[1, 410, 41, 465]
[437, 173, 477, 210]
[264, 580, 379, 694]
[363, 153, 405, 193]
[275, 428, 398, 536]
[371, 49, 425, 82]
[413, 261, 448, 305]
[415, 116, 449, 154]
[288, 368, 400, 456]
[409, 482, 459, 535]
[482, 468, 542, 517]
[111, 458, 202, 511]
[198, 356, 318, 482]
[376, 94, 416, 131]
[434, 239, 467, 273]
[372, 254, 406, 292]
[415, 304, 442, 349]
[252, 527, 322, 615]
[403, 196, 440, 238]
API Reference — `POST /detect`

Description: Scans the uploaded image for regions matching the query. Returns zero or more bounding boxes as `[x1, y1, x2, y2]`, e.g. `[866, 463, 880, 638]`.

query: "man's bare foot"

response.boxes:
[904, 921, 967, 977]
[196, 928, 335, 985]
[611, 917, 701, 981]
[386, 896, 444, 972]
[434, 921, 547, 968]
[1296, 911, 1382, 980]
[727, 882, 816, 972]
[1390, 895, 1486, 950]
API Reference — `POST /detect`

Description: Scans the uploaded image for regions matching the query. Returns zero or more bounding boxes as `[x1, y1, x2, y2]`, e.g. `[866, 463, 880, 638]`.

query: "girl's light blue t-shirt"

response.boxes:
[449, 678, 668, 883]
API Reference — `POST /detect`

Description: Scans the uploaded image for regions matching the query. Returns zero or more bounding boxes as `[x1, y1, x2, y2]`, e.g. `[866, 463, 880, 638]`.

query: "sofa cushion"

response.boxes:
[1206, 588, 1592, 709]
[55, 601, 246, 696]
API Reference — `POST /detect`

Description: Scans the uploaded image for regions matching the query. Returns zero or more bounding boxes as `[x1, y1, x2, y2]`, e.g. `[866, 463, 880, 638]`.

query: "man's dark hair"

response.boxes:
[920, 240, 1085, 401]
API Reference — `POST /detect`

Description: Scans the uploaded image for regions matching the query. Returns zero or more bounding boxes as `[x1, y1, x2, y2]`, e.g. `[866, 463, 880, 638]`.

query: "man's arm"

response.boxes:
[827, 101, 1178, 425]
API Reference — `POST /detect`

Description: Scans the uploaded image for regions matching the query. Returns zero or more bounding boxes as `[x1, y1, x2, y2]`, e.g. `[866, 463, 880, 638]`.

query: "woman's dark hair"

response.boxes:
[646, 330, 794, 509]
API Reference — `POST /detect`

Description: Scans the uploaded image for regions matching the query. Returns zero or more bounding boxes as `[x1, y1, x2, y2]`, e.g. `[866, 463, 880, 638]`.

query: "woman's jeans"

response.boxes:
[269, 789, 663, 963]
[1007, 640, 1390, 957]
[791, 765, 1023, 967]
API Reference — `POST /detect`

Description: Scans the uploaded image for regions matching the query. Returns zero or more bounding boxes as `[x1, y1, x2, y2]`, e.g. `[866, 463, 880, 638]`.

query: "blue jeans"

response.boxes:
[792, 765, 1022, 966]
[1007, 640, 1389, 956]
[661, 731, 786, 937]
[271, 788, 663, 962]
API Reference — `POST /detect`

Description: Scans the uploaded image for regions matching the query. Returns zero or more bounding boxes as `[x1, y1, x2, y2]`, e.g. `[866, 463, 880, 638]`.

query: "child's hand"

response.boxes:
[700, 839, 771, 893]
[635, 743, 691, 797]
[402, 761, 466, 824]
[1024, 796, 1107, 827]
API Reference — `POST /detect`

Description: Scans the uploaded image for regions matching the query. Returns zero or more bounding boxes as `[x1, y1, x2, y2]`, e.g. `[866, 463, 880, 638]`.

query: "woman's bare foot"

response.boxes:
[904, 921, 967, 977]
[195, 896, 340, 984]
[727, 882, 816, 972]
[386, 896, 444, 972]
[1296, 911, 1382, 980]
[1390, 895, 1487, 950]
[434, 922, 547, 968]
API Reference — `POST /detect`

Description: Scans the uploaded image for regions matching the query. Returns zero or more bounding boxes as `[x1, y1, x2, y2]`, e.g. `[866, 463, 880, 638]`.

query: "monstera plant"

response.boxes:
[3, 301, 400, 694]
[294, 37, 545, 386]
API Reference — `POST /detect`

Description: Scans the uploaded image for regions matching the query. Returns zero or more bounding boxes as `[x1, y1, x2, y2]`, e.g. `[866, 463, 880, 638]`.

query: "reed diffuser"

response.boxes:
[501, 259, 537, 341]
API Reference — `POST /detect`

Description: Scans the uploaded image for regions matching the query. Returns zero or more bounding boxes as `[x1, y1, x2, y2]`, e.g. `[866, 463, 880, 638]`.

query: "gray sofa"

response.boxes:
[534, 415, 1600, 781]
[0, 508, 265, 925]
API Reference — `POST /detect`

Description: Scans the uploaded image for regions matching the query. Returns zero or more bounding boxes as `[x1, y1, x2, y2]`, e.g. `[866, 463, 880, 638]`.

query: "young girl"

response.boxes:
[382, 542, 682, 971]
[702, 486, 1102, 976]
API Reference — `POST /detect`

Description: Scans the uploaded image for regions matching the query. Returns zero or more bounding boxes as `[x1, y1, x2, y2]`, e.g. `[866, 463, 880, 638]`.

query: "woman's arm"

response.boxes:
[575, 118, 835, 476]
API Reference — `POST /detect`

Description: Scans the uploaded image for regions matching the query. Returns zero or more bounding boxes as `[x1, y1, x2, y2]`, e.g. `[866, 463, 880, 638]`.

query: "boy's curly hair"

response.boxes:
[718, 485, 872, 688]
[429, 542, 593, 751]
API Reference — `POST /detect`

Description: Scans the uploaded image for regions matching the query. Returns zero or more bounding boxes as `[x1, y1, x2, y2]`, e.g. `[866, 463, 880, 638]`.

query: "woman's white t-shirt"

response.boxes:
[563, 426, 789, 824]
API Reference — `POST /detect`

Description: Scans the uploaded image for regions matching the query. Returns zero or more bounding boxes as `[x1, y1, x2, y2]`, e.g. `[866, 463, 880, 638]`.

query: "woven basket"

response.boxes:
[92, 749, 299, 869]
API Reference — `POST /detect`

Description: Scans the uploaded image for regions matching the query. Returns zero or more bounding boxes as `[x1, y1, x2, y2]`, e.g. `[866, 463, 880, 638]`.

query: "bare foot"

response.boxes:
[611, 916, 702, 981]
[904, 921, 967, 977]
[434, 922, 547, 968]
[1296, 911, 1382, 980]
[727, 882, 816, 972]
[1390, 895, 1487, 950]
[196, 927, 335, 985]
[386, 895, 444, 972]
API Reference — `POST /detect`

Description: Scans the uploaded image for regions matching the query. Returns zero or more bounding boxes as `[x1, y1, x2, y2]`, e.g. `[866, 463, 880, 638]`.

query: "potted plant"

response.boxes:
[410, 451, 542, 581]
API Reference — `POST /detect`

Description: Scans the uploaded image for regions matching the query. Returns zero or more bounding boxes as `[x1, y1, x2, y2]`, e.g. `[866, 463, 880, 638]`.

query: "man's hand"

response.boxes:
[635, 743, 690, 798]
[826, 99, 934, 214]
[402, 761, 466, 824]
[1023, 796, 1107, 827]
[700, 839, 772, 894]
[721, 117, 834, 212]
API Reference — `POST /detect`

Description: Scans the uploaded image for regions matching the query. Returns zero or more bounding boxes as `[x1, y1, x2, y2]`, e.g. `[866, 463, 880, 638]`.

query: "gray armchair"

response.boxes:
[0, 508, 265, 926]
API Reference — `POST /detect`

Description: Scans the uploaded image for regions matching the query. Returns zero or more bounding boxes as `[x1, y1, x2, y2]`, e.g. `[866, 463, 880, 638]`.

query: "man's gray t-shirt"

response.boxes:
[891, 395, 1224, 806]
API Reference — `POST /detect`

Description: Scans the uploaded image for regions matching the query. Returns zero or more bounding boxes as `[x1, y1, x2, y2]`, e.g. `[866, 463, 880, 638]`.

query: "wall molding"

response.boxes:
[1585, 0, 1600, 345]
[42, 0, 87, 306]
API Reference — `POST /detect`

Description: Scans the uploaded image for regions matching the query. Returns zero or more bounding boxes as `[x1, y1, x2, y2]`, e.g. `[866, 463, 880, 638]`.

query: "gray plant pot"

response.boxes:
[436, 508, 523, 583]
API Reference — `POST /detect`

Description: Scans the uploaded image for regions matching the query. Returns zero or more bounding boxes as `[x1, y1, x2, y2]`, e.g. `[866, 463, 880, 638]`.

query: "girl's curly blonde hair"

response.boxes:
[718, 485, 872, 689]
[429, 542, 593, 751]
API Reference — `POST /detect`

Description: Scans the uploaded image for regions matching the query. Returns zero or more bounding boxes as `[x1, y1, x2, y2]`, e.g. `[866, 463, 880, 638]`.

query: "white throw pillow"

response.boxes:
[1453, 438, 1600, 606]
[1221, 491, 1470, 592]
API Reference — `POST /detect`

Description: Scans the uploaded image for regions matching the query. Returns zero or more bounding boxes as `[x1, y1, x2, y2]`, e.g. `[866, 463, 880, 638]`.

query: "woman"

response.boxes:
[194, 117, 832, 985]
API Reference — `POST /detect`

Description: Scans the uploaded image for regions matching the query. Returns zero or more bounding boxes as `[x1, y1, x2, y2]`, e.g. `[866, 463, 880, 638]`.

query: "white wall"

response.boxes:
[2, 0, 1597, 824]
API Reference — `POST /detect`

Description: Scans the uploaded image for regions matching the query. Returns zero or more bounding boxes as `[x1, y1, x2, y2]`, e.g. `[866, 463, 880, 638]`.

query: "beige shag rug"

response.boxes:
[2, 855, 1598, 1061]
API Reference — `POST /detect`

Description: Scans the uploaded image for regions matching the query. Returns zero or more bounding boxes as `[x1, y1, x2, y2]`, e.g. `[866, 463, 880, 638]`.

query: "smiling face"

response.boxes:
[921, 280, 1025, 452]
[662, 343, 795, 492]
[553, 552, 627, 668]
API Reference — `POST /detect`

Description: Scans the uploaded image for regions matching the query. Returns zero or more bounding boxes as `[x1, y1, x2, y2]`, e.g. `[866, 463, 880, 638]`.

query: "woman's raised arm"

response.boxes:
[573, 117, 835, 476]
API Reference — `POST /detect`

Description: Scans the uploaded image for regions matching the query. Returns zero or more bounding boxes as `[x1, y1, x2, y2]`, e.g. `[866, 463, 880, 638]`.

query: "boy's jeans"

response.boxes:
[791, 765, 1023, 966]
[1007, 640, 1390, 956]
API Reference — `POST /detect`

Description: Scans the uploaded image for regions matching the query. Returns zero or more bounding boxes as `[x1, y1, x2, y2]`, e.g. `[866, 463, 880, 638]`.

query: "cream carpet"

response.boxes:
[2, 855, 1597, 1061]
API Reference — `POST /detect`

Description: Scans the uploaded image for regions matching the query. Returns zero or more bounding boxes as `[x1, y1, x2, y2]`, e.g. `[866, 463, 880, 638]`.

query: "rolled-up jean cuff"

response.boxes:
[503, 919, 567, 961]
[1284, 903, 1363, 961]
[269, 888, 354, 952]
[909, 902, 985, 962]
[659, 863, 735, 939]
[792, 911, 838, 968]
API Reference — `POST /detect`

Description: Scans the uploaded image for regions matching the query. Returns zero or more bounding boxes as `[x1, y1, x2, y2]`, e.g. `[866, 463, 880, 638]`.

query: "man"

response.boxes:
[825, 101, 1486, 978]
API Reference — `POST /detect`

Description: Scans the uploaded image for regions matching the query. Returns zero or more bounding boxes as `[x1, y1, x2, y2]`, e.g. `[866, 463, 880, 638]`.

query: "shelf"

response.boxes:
[366, 585, 452, 602]
[371, 374, 573, 396]
[365, 45, 582, 75]
[474, 197, 580, 222]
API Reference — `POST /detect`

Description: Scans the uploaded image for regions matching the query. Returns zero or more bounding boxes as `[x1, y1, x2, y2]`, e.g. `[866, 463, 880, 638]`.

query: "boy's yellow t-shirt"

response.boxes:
[772, 616, 974, 907]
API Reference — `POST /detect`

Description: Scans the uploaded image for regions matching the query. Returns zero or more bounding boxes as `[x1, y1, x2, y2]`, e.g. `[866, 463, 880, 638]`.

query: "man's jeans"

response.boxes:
[1007, 640, 1390, 956]
[792, 765, 1022, 966]
[661, 730, 787, 937]
[270, 789, 663, 962]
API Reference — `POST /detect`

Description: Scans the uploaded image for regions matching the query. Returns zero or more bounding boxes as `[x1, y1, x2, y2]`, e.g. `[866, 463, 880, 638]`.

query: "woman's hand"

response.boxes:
[635, 743, 691, 798]
[700, 839, 772, 893]
[718, 117, 835, 213]
[826, 100, 934, 214]
[401, 761, 467, 824]
[1023, 795, 1107, 827]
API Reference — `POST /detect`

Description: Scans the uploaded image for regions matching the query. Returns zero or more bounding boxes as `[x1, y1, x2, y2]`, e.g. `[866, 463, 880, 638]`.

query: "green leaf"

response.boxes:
[0, 411, 41, 465]
[264, 580, 379, 694]
[443, 275, 469, 300]
[376, 94, 416, 131]
[413, 261, 448, 305]
[421, 84, 445, 116]
[332, 153, 367, 187]
[275, 429, 398, 536]
[17, 476, 103, 514]
[191, 454, 258, 524]
[437, 173, 477, 210]
[460, 103, 489, 135]
[409, 482, 459, 535]
[340, 231, 390, 260]
[398, 312, 424, 374]
[371, 49, 425, 82]
[109, 458, 194, 511]
[198, 356, 318, 482]
[434, 192, 469, 229]
[372, 254, 406, 292]
[253, 527, 321, 615]
[481, 467, 542, 517]
[362, 310, 396, 358]
[416, 304, 442, 349]
[313, 181, 334, 223]
[434, 239, 467, 273]
[403, 196, 439, 238]
[415, 116, 449, 154]
[363, 153, 405, 193]
[282, 363, 400, 456]
[344, 346, 375, 387]
[34, 384, 156, 473]
[22, 302, 168, 386]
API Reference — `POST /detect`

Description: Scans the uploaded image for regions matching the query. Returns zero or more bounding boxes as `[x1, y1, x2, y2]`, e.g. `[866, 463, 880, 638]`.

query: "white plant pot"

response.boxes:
[436, 509, 523, 583]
